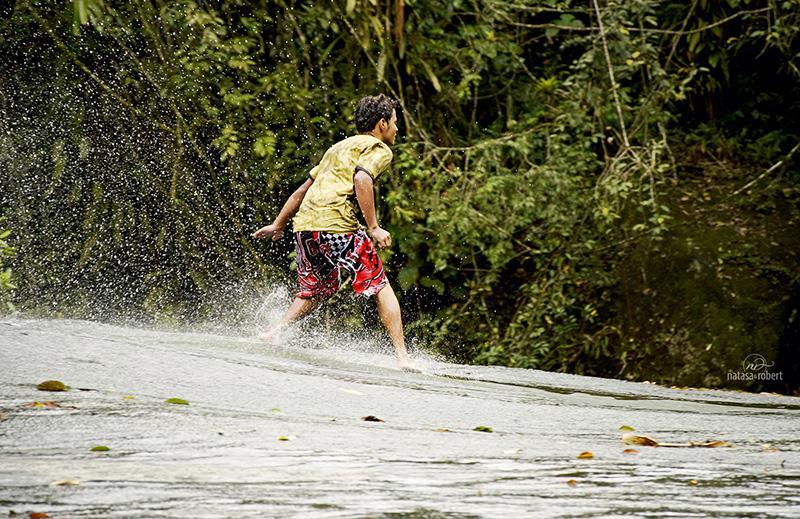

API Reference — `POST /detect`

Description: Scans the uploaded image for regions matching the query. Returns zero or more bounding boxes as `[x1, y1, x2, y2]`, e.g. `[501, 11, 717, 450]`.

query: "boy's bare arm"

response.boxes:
[252, 178, 313, 240]
[354, 170, 391, 249]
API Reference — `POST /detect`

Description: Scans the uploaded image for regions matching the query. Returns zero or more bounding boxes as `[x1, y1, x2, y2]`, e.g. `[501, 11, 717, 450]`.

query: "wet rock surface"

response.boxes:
[1, 319, 798, 518]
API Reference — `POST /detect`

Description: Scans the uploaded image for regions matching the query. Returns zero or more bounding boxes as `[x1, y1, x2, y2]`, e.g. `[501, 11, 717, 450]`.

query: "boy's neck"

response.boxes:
[363, 131, 386, 144]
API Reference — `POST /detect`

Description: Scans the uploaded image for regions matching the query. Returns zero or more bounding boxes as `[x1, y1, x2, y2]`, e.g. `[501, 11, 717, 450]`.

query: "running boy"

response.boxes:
[252, 94, 416, 371]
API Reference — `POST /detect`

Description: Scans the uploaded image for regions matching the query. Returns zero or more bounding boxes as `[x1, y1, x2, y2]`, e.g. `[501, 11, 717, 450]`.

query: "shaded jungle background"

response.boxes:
[1, 0, 798, 394]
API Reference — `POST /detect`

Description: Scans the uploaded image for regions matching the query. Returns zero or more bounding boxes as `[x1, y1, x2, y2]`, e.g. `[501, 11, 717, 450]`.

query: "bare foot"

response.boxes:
[397, 360, 422, 373]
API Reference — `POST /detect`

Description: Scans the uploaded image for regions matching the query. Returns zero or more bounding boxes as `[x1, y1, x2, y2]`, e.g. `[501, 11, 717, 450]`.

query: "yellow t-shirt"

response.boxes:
[292, 134, 393, 233]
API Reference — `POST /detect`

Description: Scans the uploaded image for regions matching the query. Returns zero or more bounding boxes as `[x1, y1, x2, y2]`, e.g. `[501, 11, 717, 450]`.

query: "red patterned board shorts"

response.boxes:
[294, 230, 388, 299]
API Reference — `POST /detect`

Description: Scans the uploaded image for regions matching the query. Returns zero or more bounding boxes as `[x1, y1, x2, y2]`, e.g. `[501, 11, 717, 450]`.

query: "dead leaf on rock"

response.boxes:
[622, 433, 660, 447]
[29, 513, 50, 519]
[577, 451, 594, 459]
[24, 401, 76, 410]
[361, 415, 384, 422]
[692, 440, 732, 448]
[434, 428, 451, 432]
[36, 380, 68, 392]
[623, 448, 640, 454]
[473, 425, 493, 433]
[25, 401, 47, 409]
[52, 479, 80, 486]
[621, 429, 733, 448]
[659, 440, 734, 448]
[566, 479, 578, 487]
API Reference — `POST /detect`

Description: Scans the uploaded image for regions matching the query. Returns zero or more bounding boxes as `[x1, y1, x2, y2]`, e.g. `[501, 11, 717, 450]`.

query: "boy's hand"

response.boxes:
[252, 223, 285, 241]
[368, 226, 392, 249]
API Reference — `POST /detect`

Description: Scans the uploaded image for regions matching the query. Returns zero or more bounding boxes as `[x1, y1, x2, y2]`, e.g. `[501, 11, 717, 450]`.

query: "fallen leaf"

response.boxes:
[618, 425, 635, 432]
[622, 433, 660, 447]
[473, 426, 493, 433]
[361, 415, 384, 422]
[24, 401, 75, 409]
[577, 451, 594, 459]
[277, 436, 290, 441]
[623, 448, 640, 454]
[165, 398, 189, 405]
[434, 428, 451, 432]
[566, 479, 578, 487]
[122, 395, 136, 400]
[659, 440, 734, 448]
[37, 380, 68, 392]
[691, 440, 732, 448]
[90, 445, 110, 452]
[689, 479, 698, 486]
[52, 479, 80, 486]
[29, 513, 50, 518]
[271, 407, 280, 413]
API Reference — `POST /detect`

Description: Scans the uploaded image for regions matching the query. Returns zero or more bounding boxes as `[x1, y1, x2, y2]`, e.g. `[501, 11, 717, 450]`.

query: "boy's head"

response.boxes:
[355, 94, 399, 145]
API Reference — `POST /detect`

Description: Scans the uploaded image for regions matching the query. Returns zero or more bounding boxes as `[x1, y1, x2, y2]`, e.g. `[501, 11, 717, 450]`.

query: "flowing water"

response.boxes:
[1, 318, 799, 518]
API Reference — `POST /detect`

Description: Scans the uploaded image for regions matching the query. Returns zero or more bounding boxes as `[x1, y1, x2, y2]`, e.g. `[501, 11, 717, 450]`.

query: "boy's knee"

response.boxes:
[375, 282, 395, 298]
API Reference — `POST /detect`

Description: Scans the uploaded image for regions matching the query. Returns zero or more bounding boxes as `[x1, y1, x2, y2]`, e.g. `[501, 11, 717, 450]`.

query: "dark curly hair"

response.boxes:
[355, 94, 398, 133]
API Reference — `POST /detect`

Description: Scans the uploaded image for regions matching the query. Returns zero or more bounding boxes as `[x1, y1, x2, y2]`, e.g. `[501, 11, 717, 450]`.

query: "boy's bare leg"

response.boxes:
[258, 296, 321, 344]
[375, 283, 418, 371]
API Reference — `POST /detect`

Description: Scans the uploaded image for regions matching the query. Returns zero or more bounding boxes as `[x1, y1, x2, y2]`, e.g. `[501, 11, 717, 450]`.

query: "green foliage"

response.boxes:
[0, 224, 15, 312]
